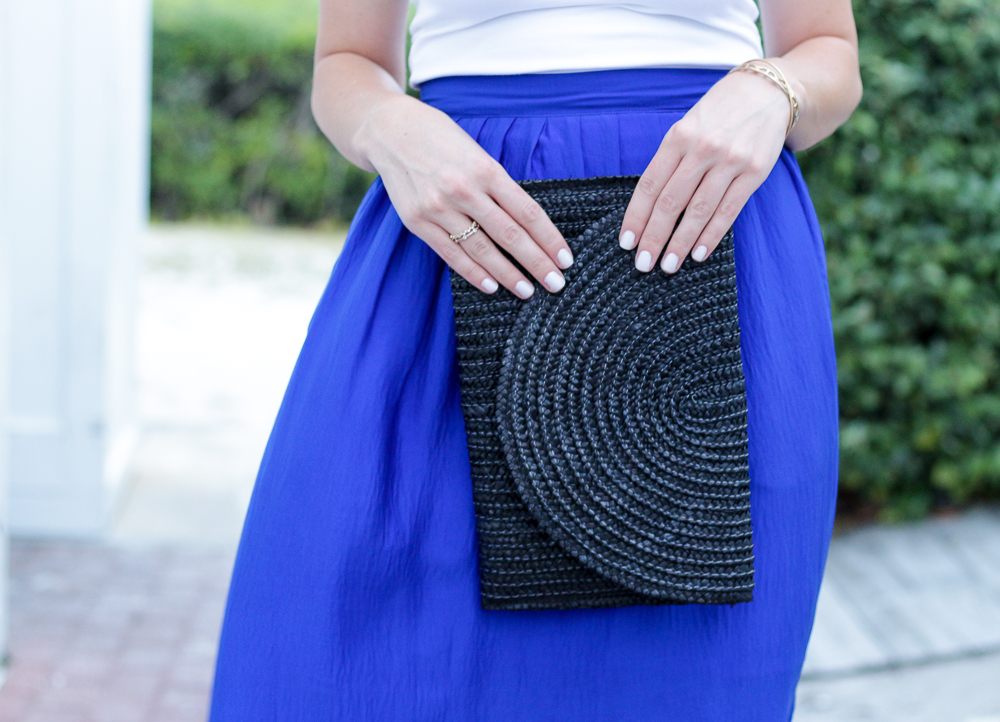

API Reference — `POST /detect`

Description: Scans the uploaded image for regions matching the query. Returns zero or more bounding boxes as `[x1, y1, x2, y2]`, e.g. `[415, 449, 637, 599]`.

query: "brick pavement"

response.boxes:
[0, 542, 234, 722]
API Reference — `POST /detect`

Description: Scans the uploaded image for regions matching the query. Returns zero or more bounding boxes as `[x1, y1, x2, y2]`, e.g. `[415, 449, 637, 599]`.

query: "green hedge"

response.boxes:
[151, 0, 1000, 518]
[151, 0, 376, 224]
[797, 0, 1000, 518]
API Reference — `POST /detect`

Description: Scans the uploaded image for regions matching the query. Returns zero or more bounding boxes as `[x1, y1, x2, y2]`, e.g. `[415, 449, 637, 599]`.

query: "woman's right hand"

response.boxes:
[356, 93, 574, 298]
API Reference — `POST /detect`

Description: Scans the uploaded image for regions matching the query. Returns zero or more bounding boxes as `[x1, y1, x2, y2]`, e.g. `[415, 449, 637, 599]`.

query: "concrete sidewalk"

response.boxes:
[796, 510, 1000, 721]
[1, 223, 998, 722]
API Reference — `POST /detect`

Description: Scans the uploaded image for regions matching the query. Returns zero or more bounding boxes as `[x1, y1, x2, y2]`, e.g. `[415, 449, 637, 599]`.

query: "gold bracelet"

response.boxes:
[752, 59, 800, 131]
[727, 59, 800, 138]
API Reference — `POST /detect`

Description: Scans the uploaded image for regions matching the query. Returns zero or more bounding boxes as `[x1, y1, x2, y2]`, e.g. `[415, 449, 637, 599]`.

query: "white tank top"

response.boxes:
[407, 0, 765, 87]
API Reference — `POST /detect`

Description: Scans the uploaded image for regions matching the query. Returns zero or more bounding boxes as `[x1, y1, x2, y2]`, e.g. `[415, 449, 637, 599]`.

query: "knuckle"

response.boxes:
[669, 122, 694, 145]
[521, 199, 544, 223]
[702, 233, 722, 251]
[725, 148, 751, 168]
[655, 192, 680, 215]
[528, 257, 551, 277]
[452, 183, 474, 204]
[719, 200, 741, 220]
[438, 239, 461, 263]
[421, 191, 447, 216]
[499, 269, 524, 288]
[678, 237, 697, 252]
[745, 158, 766, 176]
[466, 235, 492, 257]
[637, 175, 660, 198]
[696, 134, 726, 157]
[688, 199, 713, 219]
[472, 158, 498, 184]
[499, 224, 522, 246]
[438, 171, 468, 200]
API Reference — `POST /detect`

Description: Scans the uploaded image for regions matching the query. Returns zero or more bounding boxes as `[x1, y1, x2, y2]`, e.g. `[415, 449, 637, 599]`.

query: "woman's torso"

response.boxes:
[408, 0, 764, 86]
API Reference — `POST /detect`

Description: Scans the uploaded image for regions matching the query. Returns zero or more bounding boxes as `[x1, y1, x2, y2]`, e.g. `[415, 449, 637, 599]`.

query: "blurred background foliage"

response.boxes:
[151, 0, 1000, 519]
[151, 0, 376, 225]
[797, 0, 1000, 519]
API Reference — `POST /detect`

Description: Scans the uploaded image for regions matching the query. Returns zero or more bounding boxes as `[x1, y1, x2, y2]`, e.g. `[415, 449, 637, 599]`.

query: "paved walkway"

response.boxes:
[1, 223, 999, 721]
[803, 510, 1000, 678]
[1, 543, 231, 722]
[797, 510, 1000, 721]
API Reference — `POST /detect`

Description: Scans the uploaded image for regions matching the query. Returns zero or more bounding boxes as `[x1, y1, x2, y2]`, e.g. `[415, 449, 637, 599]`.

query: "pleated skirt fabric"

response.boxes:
[208, 68, 840, 722]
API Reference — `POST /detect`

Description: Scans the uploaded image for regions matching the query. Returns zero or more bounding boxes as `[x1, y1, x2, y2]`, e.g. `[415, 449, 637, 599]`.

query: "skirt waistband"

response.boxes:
[418, 67, 728, 117]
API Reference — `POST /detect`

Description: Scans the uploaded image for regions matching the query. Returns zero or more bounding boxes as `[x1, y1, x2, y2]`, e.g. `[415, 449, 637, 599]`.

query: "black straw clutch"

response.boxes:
[449, 175, 754, 611]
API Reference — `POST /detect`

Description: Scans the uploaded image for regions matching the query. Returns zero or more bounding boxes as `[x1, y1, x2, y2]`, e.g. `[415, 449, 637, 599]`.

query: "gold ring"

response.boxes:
[449, 220, 480, 243]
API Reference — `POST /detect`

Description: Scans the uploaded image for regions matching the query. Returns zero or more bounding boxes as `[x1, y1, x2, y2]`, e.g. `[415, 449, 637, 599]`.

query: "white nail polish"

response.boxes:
[557, 248, 574, 268]
[515, 280, 535, 299]
[636, 250, 653, 272]
[661, 252, 679, 273]
[620, 230, 636, 250]
[544, 271, 565, 293]
[692, 246, 708, 262]
[481, 277, 499, 293]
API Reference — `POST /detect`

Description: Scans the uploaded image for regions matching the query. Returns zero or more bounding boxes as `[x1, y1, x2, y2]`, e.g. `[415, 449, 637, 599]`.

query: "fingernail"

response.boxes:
[635, 249, 653, 272]
[692, 245, 708, 262]
[557, 248, 574, 268]
[481, 277, 499, 293]
[515, 280, 535, 299]
[620, 230, 636, 250]
[661, 252, 679, 273]
[544, 271, 565, 293]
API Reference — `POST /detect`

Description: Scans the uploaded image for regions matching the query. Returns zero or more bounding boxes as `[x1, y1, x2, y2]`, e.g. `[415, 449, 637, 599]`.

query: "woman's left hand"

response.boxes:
[619, 67, 791, 273]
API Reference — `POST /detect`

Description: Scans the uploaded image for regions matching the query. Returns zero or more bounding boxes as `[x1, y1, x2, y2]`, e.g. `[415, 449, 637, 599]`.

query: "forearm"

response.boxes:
[311, 52, 418, 172]
[769, 37, 863, 151]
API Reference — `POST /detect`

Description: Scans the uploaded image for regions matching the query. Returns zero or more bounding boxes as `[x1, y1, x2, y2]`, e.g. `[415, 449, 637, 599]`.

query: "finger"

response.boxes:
[688, 175, 758, 263]
[489, 178, 574, 269]
[441, 213, 538, 299]
[415, 218, 503, 296]
[467, 197, 567, 294]
[633, 155, 707, 273]
[619, 138, 684, 251]
[658, 169, 733, 273]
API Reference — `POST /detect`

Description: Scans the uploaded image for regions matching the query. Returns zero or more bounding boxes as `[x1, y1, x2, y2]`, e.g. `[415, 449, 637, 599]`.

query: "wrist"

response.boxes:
[760, 57, 807, 131]
[353, 91, 418, 173]
[719, 66, 791, 139]
[728, 59, 800, 138]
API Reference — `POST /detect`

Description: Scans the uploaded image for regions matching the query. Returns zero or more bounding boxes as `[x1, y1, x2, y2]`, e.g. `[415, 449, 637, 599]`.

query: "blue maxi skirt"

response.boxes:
[209, 68, 840, 722]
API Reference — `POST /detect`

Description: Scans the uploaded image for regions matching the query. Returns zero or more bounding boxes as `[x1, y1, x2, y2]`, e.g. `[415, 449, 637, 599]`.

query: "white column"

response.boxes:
[0, 0, 151, 536]
[0, 0, 11, 666]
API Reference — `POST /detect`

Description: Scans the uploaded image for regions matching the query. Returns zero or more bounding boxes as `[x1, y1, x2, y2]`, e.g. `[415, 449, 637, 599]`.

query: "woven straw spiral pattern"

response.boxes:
[450, 175, 753, 610]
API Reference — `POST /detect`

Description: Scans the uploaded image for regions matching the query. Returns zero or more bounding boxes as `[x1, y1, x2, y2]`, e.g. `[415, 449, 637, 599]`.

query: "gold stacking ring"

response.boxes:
[449, 220, 480, 243]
